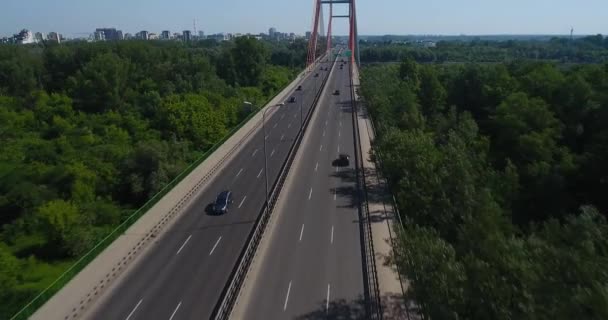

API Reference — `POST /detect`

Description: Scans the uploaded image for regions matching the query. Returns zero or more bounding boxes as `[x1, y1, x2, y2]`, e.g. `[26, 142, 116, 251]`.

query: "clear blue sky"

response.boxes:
[1, 0, 607, 38]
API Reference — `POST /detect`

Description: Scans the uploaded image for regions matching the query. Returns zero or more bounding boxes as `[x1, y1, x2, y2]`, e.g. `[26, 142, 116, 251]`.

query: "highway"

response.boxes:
[86, 59, 332, 320]
[234, 60, 366, 319]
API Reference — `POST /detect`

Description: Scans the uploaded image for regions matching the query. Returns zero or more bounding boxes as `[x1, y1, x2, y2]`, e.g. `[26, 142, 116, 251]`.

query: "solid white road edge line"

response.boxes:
[176, 235, 193, 255]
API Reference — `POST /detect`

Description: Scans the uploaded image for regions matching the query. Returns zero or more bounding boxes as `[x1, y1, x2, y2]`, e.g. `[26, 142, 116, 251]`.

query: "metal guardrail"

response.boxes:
[212, 56, 334, 320]
[350, 64, 383, 319]
[9, 70, 307, 320]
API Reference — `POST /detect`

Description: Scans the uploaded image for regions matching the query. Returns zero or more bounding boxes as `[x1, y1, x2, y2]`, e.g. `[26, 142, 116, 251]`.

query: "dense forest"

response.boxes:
[360, 34, 608, 63]
[361, 58, 608, 319]
[0, 38, 307, 317]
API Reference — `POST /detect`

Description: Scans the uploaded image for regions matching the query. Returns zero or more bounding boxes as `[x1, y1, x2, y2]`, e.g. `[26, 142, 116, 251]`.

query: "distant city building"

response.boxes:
[137, 31, 149, 40]
[148, 33, 159, 40]
[198, 31, 205, 39]
[95, 28, 123, 41]
[306, 31, 312, 39]
[161, 30, 171, 40]
[48, 32, 61, 43]
[123, 33, 133, 40]
[269, 27, 277, 38]
[173, 33, 182, 41]
[183, 30, 191, 42]
[93, 30, 105, 41]
[208, 33, 229, 41]
[34, 32, 46, 42]
[14, 29, 35, 44]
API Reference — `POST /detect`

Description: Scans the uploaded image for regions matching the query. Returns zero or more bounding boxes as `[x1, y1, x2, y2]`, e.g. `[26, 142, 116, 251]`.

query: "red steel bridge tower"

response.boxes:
[306, 0, 359, 68]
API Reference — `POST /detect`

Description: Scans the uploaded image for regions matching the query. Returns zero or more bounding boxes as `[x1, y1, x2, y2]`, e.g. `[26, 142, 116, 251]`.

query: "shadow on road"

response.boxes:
[293, 293, 417, 320]
[294, 296, 367, 320]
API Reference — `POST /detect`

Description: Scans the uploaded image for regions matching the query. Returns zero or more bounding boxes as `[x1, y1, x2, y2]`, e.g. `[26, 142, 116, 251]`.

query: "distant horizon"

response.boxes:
[2, 28, 601, 40]
[2, 0, 607, 40]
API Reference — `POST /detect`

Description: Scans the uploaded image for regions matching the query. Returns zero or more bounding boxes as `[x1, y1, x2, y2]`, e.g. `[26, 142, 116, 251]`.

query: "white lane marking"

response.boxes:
[335, 166, 339, 172]
[340, 121, 342, 127]
[209, 236, 222, 255]
[238, 196, 247, 208]
[270, 149, 276, 157]
[236, 168, 244, 177]
[273, 123, 278, 129]
[169, 301, 181, 320]
[125, 299, 143, 320]
[322, 129, 326, 137]
[280, 133, 285, 141]
[320, 144, 323, 151]
[315, 162, 319, 172]
[176, 235, 192, 255]
[299, 224, 305, 242]
[257, 168, 263, 178]
[308, 188, 313, 200]
[281, 113, 285, 119]
[326, 284, 331, 314]
[334, 190, 337, 200]
[338, 145, 340, 153]
[283, 281, 292, 311]
[252, 149, 258, 157]
[325, 120, 328, 126]
[265, 134, 269, 140]
[331, 226, 334, 244]
[338, 130, 341, 137]
[288, 122, 292, 129]
[294, 113, 297, 118]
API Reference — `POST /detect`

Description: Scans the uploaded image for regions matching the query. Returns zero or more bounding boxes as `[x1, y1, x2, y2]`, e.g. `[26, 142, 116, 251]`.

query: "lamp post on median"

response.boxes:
[257, 102, 283, 211]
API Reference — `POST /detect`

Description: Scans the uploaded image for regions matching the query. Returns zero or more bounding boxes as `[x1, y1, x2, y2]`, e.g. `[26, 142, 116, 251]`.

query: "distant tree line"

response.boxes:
[360, 34, 608, 64]
[0, 38, 307, 318]
[360, 57, 608, 319]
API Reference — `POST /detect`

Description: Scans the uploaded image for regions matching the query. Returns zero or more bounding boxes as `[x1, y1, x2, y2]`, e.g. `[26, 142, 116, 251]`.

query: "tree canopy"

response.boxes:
[361, 56, 608, 319]
[0, 38, 305, 318]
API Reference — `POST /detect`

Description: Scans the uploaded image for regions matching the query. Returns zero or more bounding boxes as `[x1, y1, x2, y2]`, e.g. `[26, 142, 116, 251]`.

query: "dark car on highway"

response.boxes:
[334, 89, 340, 95]
[296, 85, 302, 91]
[288, 96, 297, 103]
[334, 154, 350, 167]
[213, 190, 232, 214]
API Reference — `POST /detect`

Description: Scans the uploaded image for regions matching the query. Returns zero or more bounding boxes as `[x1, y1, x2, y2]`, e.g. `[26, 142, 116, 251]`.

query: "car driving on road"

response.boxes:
[334, 154, 350, 167]
[213, 190, 232, 214]
[288, 96, 297, 103]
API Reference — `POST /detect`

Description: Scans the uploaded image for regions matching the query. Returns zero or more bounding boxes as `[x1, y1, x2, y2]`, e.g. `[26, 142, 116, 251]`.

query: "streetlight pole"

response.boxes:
[260, 104, 281, 211]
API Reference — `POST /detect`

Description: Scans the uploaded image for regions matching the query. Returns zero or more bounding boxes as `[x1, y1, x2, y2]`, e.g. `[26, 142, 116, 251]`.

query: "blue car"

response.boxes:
[213, 190, 232, 214]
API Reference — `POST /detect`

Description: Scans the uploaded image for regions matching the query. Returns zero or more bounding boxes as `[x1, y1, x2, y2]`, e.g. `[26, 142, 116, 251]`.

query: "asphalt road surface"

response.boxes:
[236, 61, 366, 319]
[87, 60, 332, 320]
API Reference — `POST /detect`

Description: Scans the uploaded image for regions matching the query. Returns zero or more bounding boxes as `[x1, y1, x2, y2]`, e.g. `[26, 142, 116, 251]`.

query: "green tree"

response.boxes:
[69, 52, 131, 113]
[36, 200, 80, 256]
[232, 37, 268, 87]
